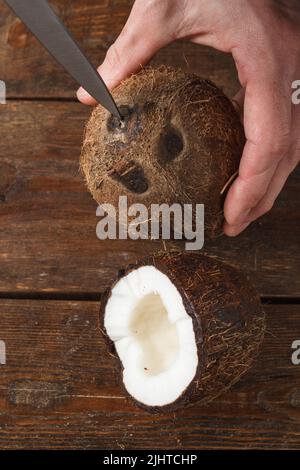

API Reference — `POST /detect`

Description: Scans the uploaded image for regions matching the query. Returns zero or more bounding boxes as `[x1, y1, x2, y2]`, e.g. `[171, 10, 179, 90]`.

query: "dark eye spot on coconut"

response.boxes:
[107, 105, 133, 132]
[158, 126, 184, 165]
[109, 160, 149, 194]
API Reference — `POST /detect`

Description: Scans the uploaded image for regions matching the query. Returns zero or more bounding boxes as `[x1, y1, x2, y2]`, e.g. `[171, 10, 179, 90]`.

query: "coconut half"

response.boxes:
[101, 252, 265, 412]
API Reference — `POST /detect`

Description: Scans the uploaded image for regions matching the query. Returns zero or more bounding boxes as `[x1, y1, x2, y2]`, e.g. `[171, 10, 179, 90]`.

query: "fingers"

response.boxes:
[77, 0, 177, 105]
[223, 221, 250, 237]
[224, 79, 292, 232]
[224, 143, 279, 226]
[223, 160, 278, 237]
[245, 157, 297, 221]
[223, 156, 297, 236]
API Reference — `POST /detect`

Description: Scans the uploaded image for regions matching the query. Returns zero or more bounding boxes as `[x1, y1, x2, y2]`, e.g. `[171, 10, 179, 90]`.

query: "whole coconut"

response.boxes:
[81, 66, 245, 238]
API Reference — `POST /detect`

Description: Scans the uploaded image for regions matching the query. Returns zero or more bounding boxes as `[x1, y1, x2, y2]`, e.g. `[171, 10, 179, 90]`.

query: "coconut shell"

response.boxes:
[100, 252, 265, 413]
[81, 66, 245, 239]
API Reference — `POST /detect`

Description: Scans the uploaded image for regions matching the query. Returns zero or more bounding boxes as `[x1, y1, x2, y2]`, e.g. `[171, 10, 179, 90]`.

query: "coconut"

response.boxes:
[100, 252, 265, 412]
[81, 66, 245, 239]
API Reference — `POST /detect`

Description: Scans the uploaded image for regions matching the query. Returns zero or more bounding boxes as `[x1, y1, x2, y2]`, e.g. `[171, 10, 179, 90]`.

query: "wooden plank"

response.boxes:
[0, 101, 299, 297]
[0, 1, 239, 99]
[0, 300, 299, 449]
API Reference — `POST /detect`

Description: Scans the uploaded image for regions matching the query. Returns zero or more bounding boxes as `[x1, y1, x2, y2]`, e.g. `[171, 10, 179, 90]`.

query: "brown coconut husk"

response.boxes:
[100, 252, 265, 413]
[81, 66, 245, 239]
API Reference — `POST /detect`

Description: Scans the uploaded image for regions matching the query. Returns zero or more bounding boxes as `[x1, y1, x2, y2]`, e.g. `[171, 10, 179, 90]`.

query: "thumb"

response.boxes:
[77, 1, 172, 105]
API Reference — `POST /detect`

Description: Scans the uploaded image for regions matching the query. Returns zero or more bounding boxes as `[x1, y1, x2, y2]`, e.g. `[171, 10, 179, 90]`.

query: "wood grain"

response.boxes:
[0, 300, 299, 450]
[0, 101, 299, 297]
[0, 0, 239, 99]
[0, 0, 299, 451]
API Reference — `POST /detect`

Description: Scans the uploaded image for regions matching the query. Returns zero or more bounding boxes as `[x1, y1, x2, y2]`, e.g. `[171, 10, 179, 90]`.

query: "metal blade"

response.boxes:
[5, 0, 122, 119]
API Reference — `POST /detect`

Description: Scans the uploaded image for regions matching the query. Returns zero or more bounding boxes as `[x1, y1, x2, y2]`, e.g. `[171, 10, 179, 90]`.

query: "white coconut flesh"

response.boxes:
[104, 265, 198, 407]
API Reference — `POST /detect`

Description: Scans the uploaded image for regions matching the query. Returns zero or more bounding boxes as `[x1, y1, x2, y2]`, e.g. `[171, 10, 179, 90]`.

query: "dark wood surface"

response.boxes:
[0, 0, 299, 450]
[0, 101, 299, 298]
[0, 0, 238, 99]
[0, 301, 299, 450]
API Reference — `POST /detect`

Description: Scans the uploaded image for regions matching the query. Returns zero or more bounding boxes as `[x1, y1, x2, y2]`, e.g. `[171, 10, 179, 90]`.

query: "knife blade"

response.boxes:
[5, 0, 122, 119]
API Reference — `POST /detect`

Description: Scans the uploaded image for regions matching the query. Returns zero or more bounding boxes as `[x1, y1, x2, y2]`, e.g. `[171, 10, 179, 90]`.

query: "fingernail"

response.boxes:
[224, 221, 251, 237]
[77, 87, 90, 101]
[243, 207, 252, 218]
[233, 207, 252, 226]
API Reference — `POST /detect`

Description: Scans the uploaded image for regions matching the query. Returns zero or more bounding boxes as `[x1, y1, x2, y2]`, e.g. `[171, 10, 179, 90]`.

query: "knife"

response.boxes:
[5, 0, 122, 120]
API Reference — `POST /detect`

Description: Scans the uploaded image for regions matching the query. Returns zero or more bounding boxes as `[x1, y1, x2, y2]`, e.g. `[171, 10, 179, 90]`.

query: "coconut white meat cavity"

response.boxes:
[104, 266, 198, 407]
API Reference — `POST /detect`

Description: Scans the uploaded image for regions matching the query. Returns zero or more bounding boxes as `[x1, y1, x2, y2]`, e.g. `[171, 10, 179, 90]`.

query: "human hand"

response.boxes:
[77, 0, 300, 236]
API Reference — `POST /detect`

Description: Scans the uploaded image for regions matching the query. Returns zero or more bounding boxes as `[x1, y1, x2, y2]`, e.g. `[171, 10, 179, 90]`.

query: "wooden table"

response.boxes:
[0, 1, 299, 450]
